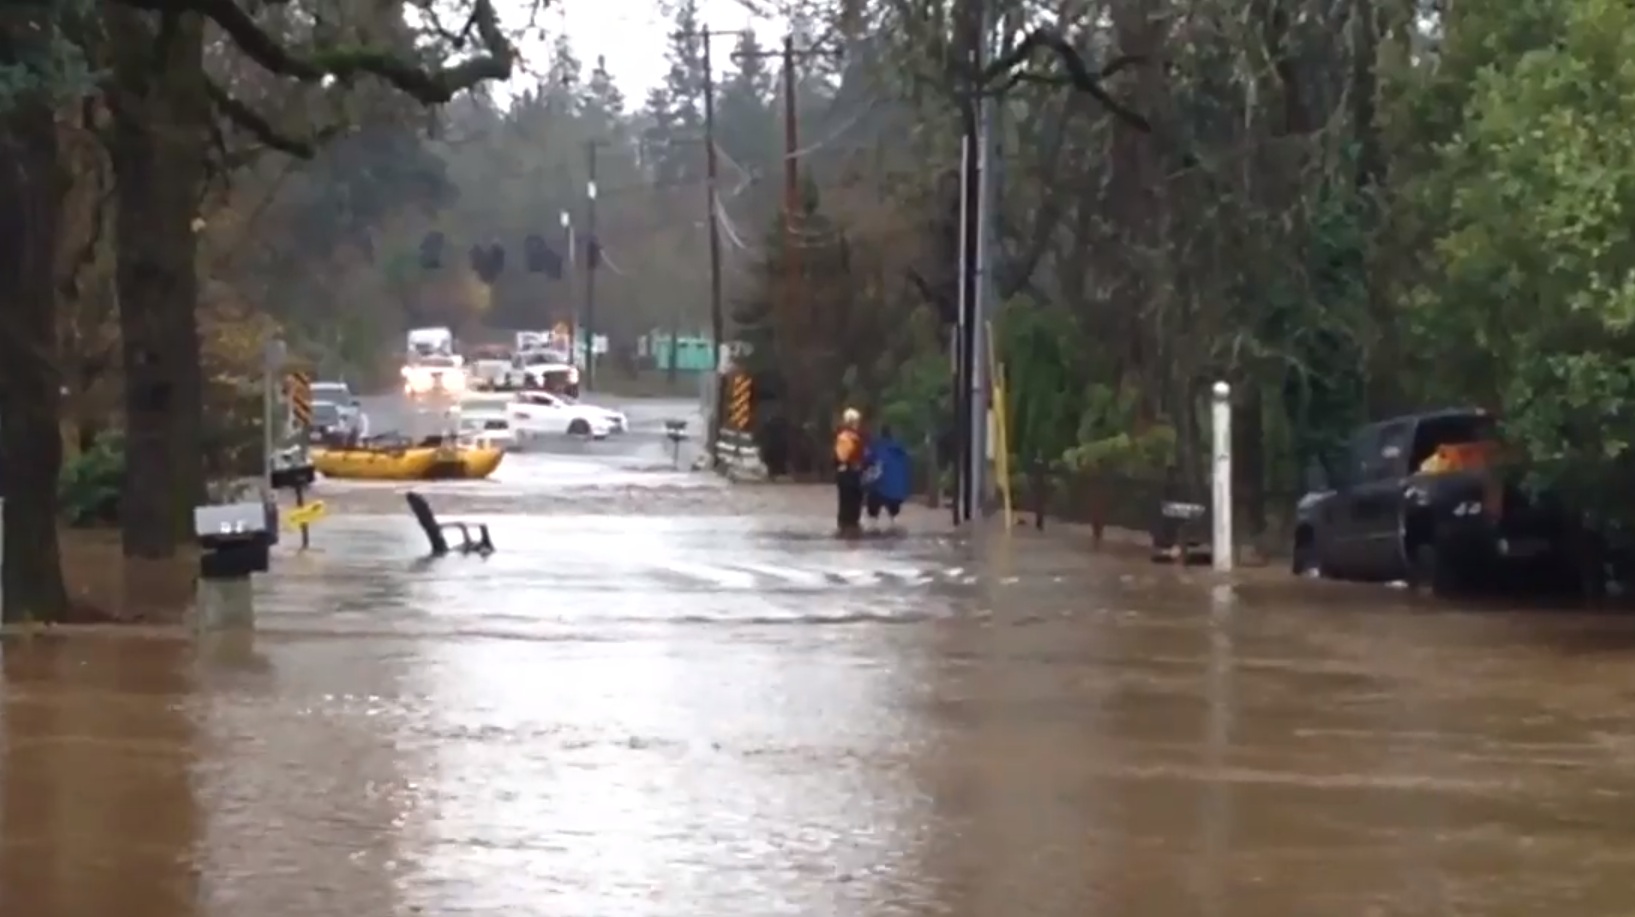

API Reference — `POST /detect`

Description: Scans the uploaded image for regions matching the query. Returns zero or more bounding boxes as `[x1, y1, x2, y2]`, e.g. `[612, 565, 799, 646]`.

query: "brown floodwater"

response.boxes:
[7, 469, 1635, 916]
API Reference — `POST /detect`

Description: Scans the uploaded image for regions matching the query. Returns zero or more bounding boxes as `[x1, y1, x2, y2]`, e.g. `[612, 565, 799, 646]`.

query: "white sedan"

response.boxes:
[506, 391, 623, 439]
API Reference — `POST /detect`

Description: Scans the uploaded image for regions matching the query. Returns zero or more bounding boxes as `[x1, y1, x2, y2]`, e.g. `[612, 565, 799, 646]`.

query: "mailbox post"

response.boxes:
[664, 419, 688, 469]
[193, 501, 276, 630]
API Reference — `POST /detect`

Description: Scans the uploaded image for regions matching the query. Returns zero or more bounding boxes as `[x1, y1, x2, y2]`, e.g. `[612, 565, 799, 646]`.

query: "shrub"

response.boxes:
[59, 433, 123, 526]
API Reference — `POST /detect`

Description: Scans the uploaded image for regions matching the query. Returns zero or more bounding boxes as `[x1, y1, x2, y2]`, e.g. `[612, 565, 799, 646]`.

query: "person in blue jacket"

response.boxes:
[863, 424, 911, 526]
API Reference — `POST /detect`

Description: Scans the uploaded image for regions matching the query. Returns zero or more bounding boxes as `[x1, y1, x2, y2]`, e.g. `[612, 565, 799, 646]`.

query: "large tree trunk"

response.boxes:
[107, 8, 208, 559]
[0, 44, 72, 623]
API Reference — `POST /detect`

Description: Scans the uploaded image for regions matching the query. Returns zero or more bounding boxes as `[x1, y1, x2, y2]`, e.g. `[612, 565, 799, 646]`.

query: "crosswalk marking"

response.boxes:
[653, 560, 950, 591]
[658, 561, 758, 589]
[726, 562, 829, 587]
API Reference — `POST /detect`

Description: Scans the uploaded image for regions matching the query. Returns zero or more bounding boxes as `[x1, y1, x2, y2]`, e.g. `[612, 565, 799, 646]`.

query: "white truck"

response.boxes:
[402, 326, 466, 398]
[407, 326, 455, 360]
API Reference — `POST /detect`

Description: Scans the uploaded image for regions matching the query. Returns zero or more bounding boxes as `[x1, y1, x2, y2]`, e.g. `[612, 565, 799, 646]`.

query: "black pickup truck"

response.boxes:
[1290, 408, 1598, 596]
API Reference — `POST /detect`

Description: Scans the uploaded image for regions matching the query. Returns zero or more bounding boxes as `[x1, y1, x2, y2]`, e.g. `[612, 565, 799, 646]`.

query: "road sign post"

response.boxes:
[292, 482, 311, 549]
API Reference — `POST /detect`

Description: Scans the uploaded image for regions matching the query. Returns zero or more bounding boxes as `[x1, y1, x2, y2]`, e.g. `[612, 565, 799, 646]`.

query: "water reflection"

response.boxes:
[394, 626, 938, 913]
[0, 634, 199, 917]
[193, 630, 415, 915]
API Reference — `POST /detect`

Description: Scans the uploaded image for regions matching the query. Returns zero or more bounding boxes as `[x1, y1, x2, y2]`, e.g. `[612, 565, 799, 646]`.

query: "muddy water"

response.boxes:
[8, 476, 1635, 915]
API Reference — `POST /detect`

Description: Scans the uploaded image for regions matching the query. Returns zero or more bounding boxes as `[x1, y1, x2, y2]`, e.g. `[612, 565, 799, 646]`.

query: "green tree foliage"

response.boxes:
[715, 0, 1635, 531]
[1411, 0, 1635, 511]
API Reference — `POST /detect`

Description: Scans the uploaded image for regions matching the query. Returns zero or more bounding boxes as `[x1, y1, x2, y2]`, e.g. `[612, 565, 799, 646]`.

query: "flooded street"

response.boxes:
[8, 397, 1635, 915]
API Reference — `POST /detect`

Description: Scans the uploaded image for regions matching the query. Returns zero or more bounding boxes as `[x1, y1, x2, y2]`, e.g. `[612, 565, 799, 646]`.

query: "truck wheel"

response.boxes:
[1553, 532, 1607, 602]
[1409, 537, 1465, 598]
[567, 418, 590, 436]
[1292, 528, 1323, 578]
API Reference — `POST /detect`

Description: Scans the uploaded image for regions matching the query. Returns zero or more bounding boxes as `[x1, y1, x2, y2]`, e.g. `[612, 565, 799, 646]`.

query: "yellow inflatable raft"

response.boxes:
[312, 445, 504, 481]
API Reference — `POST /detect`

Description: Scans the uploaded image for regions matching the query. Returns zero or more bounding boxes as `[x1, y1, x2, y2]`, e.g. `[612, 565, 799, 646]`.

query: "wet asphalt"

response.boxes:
[6, 395, 1635, 915]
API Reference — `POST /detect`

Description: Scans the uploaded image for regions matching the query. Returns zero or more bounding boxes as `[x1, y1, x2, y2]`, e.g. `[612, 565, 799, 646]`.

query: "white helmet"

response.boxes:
[842, 408, 861, 425]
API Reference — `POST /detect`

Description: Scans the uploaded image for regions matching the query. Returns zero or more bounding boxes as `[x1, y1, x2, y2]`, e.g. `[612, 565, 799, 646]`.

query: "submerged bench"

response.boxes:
[405, 491, 494, 556]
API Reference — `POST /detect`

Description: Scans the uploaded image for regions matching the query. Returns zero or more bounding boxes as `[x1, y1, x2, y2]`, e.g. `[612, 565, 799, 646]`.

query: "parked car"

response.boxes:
[311, 381, 362, 434]
[308, 401, 346, 442]
[506, 391, 616, 439]
[1291, 408, 1599, 596]
[458, 410, 516, 450]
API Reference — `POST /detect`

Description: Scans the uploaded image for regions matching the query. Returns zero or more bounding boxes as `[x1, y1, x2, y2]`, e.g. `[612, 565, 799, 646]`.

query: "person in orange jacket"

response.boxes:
[834, 407, 867, 534]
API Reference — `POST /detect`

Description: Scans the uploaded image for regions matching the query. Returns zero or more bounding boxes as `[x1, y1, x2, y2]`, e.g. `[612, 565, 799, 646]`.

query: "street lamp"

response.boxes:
[583, 174, 600, 388]
[559, 209, 575, 354]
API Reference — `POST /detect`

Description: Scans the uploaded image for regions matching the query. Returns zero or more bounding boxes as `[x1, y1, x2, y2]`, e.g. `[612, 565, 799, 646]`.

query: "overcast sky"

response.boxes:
[532, 0, 770, 99]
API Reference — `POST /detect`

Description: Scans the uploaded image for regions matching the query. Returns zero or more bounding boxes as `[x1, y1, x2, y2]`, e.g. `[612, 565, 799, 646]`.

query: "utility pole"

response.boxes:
[954, 0, 998, 524]
[675, 26, 738, 455]
[702, 25, 725, 452]
[731, 35, 834, 370]
[582, 138, 606, 390]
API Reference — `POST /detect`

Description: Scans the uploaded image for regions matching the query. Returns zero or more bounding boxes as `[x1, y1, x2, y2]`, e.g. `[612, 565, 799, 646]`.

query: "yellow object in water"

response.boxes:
[311, 445, 504, 481]
[285, 500, 328, 527]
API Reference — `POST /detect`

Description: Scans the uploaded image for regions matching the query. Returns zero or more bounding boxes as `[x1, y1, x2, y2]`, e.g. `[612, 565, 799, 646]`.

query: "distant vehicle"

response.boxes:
[308, 401, 345, 441]
[514, 330, 552, 353]
[311, 381, 361, 432]
[566, 393, 628, 433]
[406, 326, 455, 360]
[506, 353, 580, 397]
[470, 359, 513, 388]
[459, 391, 514, 413]
[1292, 408, 1599, 596]
[458, 410, 516, 450]
[401, 349, 466, 398]
[506, 390, 615, 439]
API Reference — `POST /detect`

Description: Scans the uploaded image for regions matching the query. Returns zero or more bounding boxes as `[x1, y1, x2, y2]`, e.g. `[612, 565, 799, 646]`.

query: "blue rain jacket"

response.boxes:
[864, 435, 911, 503]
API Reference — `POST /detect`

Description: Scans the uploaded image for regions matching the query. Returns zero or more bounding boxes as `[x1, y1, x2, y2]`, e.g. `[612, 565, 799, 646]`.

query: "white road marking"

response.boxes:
[658, 562, 758, 589]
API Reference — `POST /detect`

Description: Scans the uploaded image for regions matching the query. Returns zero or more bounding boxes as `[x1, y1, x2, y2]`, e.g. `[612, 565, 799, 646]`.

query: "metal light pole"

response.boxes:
[583, 144, 600, 389]
[559, 209, 573, 348]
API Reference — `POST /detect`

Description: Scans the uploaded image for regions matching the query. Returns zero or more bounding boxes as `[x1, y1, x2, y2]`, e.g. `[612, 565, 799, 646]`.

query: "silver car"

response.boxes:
[311, 381, 362, 433]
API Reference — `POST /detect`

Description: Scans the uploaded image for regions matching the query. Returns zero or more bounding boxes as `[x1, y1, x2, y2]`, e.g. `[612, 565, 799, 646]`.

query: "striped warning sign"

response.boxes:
[729, 372, 752, 430]
[286, 371, 313, 427]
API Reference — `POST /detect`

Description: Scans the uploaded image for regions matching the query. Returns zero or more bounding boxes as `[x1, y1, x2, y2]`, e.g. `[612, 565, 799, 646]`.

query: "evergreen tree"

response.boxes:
[583, 54, 626, 126]
[643, 0, 706, 185]
[717, 29, 777, 174]
[545, 32, 583, 117]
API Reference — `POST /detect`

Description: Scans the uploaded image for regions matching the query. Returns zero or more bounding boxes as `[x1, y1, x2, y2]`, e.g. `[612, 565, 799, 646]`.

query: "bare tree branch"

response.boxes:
[203, 77, 345, 158]
[118, 0, 516, 103]
[982, 30, 1152, 132]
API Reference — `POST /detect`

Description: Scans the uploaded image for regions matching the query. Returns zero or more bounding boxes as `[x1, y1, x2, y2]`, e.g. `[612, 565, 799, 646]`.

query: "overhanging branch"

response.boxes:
[118, 0, 515, 103]
[204, 78, 345, 158]
[981, 29, 1152, 133]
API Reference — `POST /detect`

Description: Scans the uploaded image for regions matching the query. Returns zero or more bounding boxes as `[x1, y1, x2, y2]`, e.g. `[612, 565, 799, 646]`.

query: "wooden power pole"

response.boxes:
[731, 36, 833, 355]
[675, 25, 738, 456]
[702, 29, 723, 393]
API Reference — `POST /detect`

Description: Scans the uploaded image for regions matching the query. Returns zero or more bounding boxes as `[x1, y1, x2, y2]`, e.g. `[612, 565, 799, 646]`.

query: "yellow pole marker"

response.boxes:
[985, 322, 1013, 530]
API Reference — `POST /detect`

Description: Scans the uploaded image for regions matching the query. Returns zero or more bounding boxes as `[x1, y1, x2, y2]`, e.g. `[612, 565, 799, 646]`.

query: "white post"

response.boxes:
[193, 576, 255, 631]
[1211, 381, 1233, 572]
